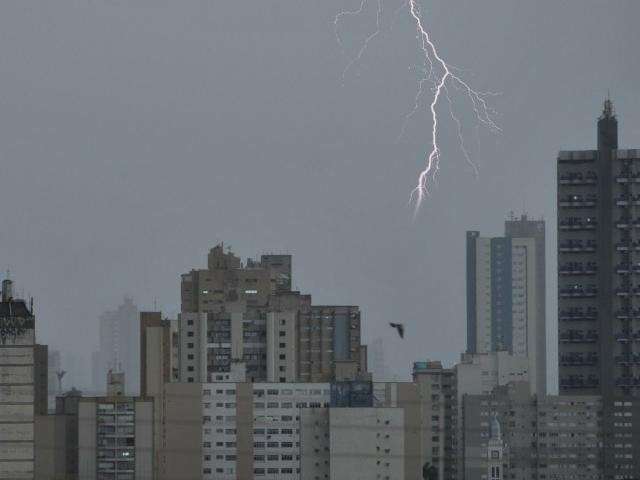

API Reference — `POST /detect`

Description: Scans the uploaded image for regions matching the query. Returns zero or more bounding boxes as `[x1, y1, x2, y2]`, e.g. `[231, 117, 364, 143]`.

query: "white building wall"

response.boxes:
[475, 238, 493, 353]
[511, 238, 539, 395]
[201, 382, 330, 480]
[330, 408, 405, 480]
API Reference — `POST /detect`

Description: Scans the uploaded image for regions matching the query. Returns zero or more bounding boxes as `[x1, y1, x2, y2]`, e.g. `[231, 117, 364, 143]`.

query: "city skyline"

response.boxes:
[2, 1, 639, 388]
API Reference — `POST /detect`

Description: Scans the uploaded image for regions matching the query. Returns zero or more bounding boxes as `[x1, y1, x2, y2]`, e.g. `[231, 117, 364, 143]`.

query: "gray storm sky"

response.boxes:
[1, 0, 639, 391]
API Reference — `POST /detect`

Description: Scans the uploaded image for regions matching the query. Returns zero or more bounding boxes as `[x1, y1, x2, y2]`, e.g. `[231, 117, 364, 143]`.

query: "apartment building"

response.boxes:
[179, 245, 367, 384]
[466, 220, 545, 396]
[462, 382, 602, 480]
[78, 395, 153, 480]
[0, 279, 36, 479]
[201, 382, 330, 480]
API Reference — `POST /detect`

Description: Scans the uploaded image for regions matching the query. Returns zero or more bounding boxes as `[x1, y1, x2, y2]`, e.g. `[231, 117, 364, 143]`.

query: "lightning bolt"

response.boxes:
[336, 0, 500, 217]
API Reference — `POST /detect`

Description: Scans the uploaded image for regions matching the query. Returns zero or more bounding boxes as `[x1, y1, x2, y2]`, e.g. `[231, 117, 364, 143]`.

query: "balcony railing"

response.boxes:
[616, 377, 640, 388]
[560, 376, 599, 389]
[615, 355, 640, 365]
[559, 195, 597, 208]
[559, 217, 597, 230]
[560, 286, 597, 298]
[559, 171, 597, 185]
[559, 309, 597, 321]
[559, 241, 597, 253]
[560, 355, 598, 366]
[560, 331, 599, 343]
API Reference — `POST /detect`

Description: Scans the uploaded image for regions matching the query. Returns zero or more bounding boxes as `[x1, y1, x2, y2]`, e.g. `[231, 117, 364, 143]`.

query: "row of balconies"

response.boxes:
[615, 355, 640, 365]
[616, 169, 640, 183]
[615, 240, 640, 251]
[560, 353, 598, 366]
[559, 307, 598, 321]
[615, 331, 640, 343]
[559, 217, 597, 230]
[615, 194, 640, 206]
[560, 375, 599, 388]
[615, 263, 640, 274]
[559, 262, 597, 275]
[614, 285, 640, 296]
[560, 330, 599, 343]
[559, 171, 597, 185]
[559, 240, 597, 252]
[616, 376, 640, 387]
[559, 194, 597, 208]
[560, 285, 598, 298]
[615, 218, 640, 229]
[615, 308, 640, 319]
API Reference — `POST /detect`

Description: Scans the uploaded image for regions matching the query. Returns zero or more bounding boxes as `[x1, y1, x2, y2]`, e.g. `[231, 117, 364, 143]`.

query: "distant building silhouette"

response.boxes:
[91, 296, 139, 395]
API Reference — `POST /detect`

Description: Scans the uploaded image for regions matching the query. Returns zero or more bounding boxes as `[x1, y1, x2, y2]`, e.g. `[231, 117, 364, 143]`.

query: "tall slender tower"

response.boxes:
[557, 100, 640, 478]
[557, 99, 624, 396]
[505, 214, 546, 395]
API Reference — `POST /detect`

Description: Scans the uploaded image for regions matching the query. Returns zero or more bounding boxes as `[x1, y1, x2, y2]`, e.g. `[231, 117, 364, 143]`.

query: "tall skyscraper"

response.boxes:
[466, 216, 546, 395]
[557, 99, 635, 396]
[505, 213, 546, 395]
[0, 279, 36, 479]
[557, 99, 640, 478]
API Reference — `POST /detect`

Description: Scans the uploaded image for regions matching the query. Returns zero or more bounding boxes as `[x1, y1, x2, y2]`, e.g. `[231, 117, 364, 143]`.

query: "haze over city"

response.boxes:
[1, 0, 639, 404]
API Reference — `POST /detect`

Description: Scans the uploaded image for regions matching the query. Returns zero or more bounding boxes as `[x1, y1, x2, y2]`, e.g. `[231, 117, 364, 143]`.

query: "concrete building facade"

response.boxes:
[557, 101, 640, 479]
[179, 245, 367, 384]
[0, 279, 36, 480]
[78, 395, 153, 480]
[462, 382, 602, 480]
[466, 223, 545, 396]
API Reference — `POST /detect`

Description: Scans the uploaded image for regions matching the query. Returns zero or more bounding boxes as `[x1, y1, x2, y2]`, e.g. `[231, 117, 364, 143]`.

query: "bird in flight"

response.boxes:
[389, 322, 405, 339]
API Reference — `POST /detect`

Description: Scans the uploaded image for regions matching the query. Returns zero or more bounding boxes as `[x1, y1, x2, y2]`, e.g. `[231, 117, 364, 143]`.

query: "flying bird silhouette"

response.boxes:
[389, 322, 405, 339]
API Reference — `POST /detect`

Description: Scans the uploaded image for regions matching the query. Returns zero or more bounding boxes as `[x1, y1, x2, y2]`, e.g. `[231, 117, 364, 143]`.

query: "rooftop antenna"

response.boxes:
[153, 297, 158, 311]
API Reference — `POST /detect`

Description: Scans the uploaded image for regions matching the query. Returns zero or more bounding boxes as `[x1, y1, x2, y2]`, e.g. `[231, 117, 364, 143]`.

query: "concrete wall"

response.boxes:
[77, 401, 96, 480]
[160, 383, 202, 480]
[299, 408, 330, 480]
[330, 408, 405, 480]
[34, 415, 66, 480]
[0, 344, 35, 480]
[135, 401, 153, 479]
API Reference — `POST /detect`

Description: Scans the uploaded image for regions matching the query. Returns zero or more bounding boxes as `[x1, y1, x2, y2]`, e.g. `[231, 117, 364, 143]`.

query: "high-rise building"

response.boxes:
[0, 278, 36, 480]
[557, 99, 638, 395]
[505, 213, 547, 395]
[179, 244, 367, 384]
[412, 360, 457, 480]
[462, 382, 602, 480]
[466, 218, 545, 396]
[557, 99, 640, 478]
[92, 297, 140, 395]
